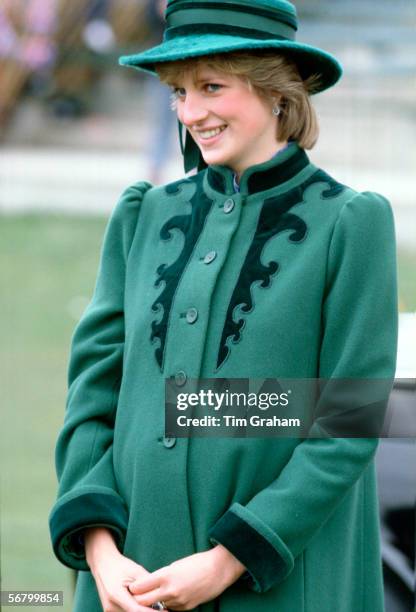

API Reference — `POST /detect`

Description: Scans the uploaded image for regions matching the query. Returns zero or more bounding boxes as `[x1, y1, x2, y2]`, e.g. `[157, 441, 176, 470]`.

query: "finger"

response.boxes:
[94, 575, 119, 612]
[133, 588, 165, 607]
[115, 586, 155, 612]
[128, 572, 163, 595]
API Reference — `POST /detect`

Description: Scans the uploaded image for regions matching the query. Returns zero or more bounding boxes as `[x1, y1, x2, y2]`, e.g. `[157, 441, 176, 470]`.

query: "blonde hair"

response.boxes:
[155, 50, 321, 149]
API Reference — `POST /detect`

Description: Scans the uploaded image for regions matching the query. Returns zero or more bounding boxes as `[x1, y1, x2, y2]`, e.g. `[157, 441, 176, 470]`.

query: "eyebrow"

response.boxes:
[195, 78, 221, 84]
[195, 73, 226, 81]
[169, 78, 217, 88]
[169, 76, 223, 88]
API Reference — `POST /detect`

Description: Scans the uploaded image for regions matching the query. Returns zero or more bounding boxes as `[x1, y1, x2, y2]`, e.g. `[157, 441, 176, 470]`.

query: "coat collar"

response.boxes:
[206, 142, 310, 196]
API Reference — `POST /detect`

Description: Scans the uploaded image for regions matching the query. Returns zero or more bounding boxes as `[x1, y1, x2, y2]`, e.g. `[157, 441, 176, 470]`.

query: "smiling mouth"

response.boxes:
[197, 125, 227, 140]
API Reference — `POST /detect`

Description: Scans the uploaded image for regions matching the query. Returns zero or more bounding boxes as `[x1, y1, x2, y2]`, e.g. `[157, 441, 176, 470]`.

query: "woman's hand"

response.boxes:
[85, 527, 154, 612]
[127, 544, 247, 611]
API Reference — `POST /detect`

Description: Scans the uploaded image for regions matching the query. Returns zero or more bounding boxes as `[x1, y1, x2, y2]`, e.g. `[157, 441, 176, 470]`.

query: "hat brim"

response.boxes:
[119, 34, 342, 93]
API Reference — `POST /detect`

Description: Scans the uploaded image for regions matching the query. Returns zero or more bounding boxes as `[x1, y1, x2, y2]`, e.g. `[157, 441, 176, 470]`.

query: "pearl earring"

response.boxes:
[272, 104, 281, 116]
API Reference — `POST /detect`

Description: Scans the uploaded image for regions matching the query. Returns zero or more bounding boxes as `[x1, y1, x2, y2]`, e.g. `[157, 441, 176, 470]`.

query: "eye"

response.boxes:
[169, 87, 186, 111]
[171, 86, 186, 99]
[206, 83, 222, 93]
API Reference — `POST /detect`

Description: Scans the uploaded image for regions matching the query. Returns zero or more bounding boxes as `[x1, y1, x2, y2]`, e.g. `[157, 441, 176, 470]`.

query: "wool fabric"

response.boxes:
[49, 143, 397, 611]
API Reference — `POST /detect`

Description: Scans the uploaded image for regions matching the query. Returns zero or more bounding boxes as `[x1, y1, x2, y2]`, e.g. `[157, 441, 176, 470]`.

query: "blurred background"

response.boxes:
[1, 0, 415, 610]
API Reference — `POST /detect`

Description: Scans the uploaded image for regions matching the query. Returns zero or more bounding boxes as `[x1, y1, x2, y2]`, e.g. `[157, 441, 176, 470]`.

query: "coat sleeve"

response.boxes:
[49, 181, 152, 571]
[208, 191, 398, 592]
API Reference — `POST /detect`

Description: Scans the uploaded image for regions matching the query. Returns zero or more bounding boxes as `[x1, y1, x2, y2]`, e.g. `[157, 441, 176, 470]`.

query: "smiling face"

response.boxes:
[170, 65, 287, 176]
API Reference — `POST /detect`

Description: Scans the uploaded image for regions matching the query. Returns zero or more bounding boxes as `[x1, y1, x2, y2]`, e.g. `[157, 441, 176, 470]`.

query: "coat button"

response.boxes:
[223, 198, 235, 214]
[186, 307, 198, 324]
[163, 435, 177, 448]
[203, 250, 217, 264]
[175, 370, 187, 386]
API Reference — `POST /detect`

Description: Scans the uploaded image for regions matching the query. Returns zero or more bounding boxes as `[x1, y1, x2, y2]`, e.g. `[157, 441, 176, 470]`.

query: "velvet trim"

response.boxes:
[151, 173, 214, 369]
[166, 0, 298, 31]
[49, 492, 128, 570]
[247, 147, 309, 193]
[208, 166, 227, 194]
[209, 510, 288, 593]
[165, 23, 290, 43]
[216, 168, 345, 368]
[151, 152, 344, 371]
[207, 147, 309, 195]
[166, 12, 295, 42]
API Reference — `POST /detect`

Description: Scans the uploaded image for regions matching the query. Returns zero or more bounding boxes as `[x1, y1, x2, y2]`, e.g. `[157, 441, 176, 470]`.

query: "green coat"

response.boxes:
[49, 144, 398, 612]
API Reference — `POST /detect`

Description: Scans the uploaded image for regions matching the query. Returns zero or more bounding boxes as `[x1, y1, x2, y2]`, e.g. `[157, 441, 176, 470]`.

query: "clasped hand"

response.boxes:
[125, 545, 246, 611]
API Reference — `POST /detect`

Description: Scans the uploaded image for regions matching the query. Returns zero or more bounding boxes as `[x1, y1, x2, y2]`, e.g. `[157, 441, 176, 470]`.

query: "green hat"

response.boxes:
[119, 0, 342, 173]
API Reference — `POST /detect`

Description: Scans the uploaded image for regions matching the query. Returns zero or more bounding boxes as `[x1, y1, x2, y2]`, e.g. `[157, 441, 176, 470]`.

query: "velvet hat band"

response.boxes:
[165, 2, 297, 42]
[164, 24, 291, 42]
[166, 0, 298, 28]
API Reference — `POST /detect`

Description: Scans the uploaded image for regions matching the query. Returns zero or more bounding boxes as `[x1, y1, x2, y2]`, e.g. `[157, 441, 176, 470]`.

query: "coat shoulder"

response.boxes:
[309, 163, 393, 224]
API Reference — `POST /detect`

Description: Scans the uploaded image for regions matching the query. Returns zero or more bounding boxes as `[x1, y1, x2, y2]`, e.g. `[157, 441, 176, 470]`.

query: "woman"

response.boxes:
[49, 1, 398, 611]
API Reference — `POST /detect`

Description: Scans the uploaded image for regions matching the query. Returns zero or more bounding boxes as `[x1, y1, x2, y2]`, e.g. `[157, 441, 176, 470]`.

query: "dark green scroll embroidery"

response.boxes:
[151, 174, 214, 369]
[216, 170, 345, 369]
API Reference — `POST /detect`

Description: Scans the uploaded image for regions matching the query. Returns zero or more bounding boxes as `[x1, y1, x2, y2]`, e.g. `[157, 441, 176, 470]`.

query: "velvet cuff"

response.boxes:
[49, 490, 128, 571]
[209, 503, 294, 592]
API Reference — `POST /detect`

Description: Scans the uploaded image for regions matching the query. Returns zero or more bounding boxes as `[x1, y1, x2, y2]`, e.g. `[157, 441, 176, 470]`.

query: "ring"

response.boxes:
[151, 602, 167, 610]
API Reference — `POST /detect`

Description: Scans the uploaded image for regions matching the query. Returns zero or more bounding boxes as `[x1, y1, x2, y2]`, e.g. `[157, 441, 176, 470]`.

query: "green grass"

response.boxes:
[1, 214, 415, 611]
[1, 214, 106, 612]
[397, 248, 416, 312]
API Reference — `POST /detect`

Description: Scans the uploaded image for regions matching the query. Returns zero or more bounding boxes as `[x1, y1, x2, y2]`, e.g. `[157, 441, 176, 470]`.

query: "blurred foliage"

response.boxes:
[0, 213, 414, 611]
[0, 0, 150, 127]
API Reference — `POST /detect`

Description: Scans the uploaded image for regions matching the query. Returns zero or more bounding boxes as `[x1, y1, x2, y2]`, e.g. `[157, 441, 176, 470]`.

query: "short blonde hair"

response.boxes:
[155, 50, 321, 149]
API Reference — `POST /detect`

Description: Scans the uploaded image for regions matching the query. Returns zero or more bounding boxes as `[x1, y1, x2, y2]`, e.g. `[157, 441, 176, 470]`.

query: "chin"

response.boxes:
[202, 151, 232, 167]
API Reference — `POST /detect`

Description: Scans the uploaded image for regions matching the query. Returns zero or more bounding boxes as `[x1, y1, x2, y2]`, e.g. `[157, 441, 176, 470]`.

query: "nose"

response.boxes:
[178, 92, 208, 127]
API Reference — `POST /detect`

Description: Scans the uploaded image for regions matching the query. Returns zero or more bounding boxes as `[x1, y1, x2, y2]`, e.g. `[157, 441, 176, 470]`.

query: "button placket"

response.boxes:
[162, 190, 242, 380]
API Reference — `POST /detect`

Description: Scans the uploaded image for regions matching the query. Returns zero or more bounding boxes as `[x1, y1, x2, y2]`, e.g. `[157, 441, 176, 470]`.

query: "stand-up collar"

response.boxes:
[206, 143, 310, 196]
